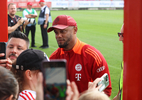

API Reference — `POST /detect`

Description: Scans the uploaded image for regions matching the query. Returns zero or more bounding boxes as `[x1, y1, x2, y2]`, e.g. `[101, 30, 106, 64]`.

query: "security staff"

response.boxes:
[38, 0, 52, 49]
[23, 2, 37, 47]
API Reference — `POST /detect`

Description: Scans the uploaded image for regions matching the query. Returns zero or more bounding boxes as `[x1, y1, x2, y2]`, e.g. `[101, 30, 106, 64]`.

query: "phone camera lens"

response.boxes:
[106, 76, 109, 81]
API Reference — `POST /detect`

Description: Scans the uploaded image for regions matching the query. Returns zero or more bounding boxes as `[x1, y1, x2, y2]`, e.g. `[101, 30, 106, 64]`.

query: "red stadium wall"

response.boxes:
[7, 0, 123, 8]
[0, 1, 8, 42]
[7, 0, 51, 8]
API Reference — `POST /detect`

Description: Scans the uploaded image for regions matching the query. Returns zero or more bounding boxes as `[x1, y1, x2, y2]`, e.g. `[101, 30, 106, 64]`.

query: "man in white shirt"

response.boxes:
[38, 0, 52, 49]
[23, 2, 37, 47]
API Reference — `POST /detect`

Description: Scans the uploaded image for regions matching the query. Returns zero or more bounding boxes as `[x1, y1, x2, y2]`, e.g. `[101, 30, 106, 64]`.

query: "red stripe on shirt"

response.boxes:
[85, 48, 102, 66]
[20, 91, 35, 100]
[28, 92, 35, 100]
[19, 94, 27, 100]
[87, 48, 102, 62]
[85, 50, 100, 66]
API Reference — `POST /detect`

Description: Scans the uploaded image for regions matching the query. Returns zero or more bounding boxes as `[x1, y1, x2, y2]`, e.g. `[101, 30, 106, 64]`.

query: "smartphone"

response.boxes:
[42, 59, 67, 100]
[97, 73, 109, 92]
[0, 42, 6, 59]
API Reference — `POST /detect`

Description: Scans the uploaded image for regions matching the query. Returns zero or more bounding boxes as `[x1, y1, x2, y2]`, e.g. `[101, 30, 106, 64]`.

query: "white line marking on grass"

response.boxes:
[108, 64, 121, 70]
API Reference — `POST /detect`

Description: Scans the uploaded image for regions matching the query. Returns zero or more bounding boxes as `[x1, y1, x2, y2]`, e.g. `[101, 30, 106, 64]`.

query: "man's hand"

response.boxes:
[24, 20, 30, 26]
[113, 91, 120, 100]
[44, 24, 47, 29]
[20, 19, 30, 32]
[0, 53, 12, 70]
[66, 79, 79, 100]
[26, 14, 37, 18]
[88, 78, 102, 91]
[36, 72, 44, 100]
[17, 18, 24, 25]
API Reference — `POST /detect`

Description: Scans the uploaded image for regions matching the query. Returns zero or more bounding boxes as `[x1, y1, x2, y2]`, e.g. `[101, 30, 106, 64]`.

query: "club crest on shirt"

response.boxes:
[75, 64, 82, 71]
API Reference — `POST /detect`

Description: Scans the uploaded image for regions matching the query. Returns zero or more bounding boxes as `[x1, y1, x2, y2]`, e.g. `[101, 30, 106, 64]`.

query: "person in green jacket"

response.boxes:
[23, 2, 37, 47]
[113, 24, 124, 100]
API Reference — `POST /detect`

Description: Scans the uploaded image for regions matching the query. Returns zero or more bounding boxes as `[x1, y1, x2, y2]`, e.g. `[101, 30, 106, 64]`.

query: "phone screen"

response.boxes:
[42, 59, 67, 100]
[97, 73, 109, 92]
[0, 42, 6, 59]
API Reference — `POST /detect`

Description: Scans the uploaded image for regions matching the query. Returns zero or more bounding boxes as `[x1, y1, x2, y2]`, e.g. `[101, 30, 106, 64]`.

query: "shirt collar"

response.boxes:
[27, 9, 32, 12]
[61, 38, 86, 55]
[41, 5, 46, 10]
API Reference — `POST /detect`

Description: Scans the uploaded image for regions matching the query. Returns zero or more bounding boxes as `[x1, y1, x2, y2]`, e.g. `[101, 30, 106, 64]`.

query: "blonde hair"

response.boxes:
[8, 3, 16, 9]
[79, 90, 110, 100]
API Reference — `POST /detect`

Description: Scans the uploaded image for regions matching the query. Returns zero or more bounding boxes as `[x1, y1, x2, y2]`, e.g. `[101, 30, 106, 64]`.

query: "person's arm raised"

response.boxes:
[8, 18, 24, 34]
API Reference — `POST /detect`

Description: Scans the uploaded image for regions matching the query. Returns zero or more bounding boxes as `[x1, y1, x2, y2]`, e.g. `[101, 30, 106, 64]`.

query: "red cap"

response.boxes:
[47, 15, 77, 32]
[27, 2, 32, 6]
[39, 0, 45, 3]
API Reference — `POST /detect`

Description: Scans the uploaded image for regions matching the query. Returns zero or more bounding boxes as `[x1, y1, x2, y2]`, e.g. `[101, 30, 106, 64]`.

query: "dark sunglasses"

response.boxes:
[118, 32, 123, 37]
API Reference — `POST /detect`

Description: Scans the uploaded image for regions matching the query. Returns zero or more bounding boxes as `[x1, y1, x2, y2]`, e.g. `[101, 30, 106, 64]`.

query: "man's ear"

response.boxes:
[74, 26, 78, 34]
[25, 70, 32, 80]
[6, 95, 13, 100]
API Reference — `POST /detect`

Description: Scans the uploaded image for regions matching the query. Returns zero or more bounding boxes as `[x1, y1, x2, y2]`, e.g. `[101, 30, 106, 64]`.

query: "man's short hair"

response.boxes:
[0, 66, 18, 99]
[8, 31, 30, 49]
[8, 3, 16, 9]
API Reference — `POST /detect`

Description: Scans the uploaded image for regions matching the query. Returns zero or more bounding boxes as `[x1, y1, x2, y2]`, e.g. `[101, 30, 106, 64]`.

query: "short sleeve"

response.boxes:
[23, 10, 28, 18]
[34, 9, 38, 16]
[45, 7, 49, 15]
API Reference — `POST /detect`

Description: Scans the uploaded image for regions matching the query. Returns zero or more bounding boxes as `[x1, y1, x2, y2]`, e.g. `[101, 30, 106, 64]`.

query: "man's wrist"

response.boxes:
[45, 22, 47, 24]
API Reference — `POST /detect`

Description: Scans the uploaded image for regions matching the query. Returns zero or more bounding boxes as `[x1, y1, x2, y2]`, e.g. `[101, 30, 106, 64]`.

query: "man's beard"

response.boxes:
[9, 13, 15, 17]
[58, 37, 71, 48]
[58, 42, 68, 48]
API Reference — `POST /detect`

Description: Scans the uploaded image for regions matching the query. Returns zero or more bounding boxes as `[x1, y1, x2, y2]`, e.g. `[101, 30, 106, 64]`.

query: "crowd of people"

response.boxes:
[0, 1, 124, 100]
[8, 0, 51, 49]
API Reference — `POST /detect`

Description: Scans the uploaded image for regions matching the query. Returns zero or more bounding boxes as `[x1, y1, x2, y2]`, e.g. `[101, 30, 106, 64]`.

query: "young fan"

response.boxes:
[11, 49, 48, 100]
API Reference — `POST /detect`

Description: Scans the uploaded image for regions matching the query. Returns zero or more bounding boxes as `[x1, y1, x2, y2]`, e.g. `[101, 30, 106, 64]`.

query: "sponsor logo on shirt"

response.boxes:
[75, 73, 81, 81]
[75, 64, 82, 81]
[75, 64, 82, 71]
[97, 66, 105, 73]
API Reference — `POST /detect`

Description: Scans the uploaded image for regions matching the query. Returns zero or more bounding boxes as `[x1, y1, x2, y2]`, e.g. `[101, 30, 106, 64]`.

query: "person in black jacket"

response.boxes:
[8, 3, 28, 36]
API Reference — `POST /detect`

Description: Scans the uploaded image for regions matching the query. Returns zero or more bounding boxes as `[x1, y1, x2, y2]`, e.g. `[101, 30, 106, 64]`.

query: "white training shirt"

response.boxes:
[18, 90, 36, 100]
[40, 5, 50, 20]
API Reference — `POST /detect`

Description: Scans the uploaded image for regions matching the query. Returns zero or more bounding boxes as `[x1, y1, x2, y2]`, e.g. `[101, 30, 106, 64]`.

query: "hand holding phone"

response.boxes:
[97, 73, 109, 92]
[0, 42, 6, 59]
[42, 59, 67, 100]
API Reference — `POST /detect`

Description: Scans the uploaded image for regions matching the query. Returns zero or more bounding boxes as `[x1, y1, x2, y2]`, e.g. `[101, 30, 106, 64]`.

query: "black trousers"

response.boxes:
[40, 22, 49, 47]
[25, 25, 36, 46]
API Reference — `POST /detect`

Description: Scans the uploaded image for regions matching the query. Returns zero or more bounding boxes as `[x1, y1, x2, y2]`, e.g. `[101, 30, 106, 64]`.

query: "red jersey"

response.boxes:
[50, 38, 112, 96]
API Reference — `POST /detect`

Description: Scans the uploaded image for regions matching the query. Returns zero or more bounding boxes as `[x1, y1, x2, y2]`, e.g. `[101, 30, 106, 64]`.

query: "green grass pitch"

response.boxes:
[16, 9, 123, 99]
